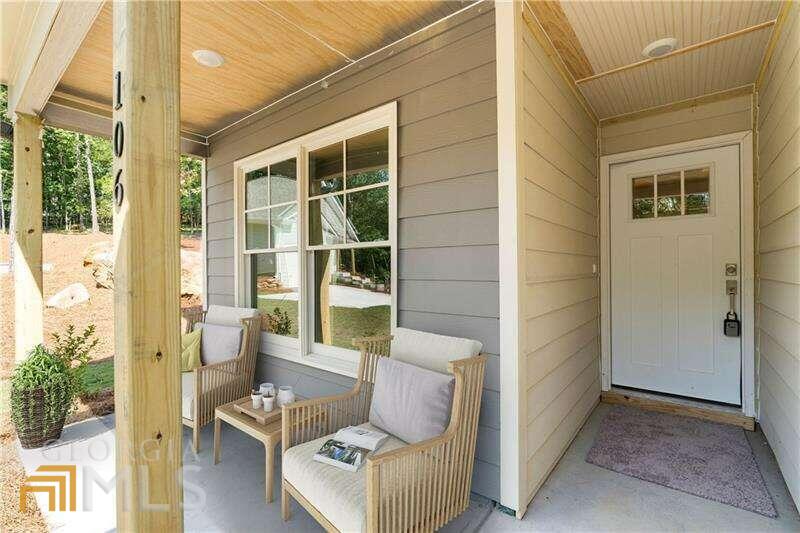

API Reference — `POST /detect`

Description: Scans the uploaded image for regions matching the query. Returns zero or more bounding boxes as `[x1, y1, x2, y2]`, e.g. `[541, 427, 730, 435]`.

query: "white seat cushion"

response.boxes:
[181, 372, 196, 420]
[181, 371, 238, 420]
[205, 304, 260, 327]
[390, 327, 482, 374]
[282, 423, 407, 533]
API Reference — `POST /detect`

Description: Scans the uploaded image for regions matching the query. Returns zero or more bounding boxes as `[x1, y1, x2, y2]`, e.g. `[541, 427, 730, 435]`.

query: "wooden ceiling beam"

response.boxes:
[576, 19, 776, 84]
[7, 1, 103, 117]
[524, 0, 594, 80]
[521, 3, 598, 125]
[756, 0, 795, 89]
[44, 91, 209, 157]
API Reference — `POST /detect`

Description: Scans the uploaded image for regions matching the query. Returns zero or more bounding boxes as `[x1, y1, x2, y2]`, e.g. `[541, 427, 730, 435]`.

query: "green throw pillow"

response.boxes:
[181, 329, 202, 372]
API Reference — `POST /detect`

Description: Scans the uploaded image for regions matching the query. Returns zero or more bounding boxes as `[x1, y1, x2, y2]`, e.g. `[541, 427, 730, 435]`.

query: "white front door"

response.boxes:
[610, 144, 741, 404]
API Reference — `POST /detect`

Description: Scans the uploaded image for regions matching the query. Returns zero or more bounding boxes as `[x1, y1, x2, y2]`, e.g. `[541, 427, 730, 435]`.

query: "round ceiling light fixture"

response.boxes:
[642, 37, 679, 58]
[192, 49, 225, 68]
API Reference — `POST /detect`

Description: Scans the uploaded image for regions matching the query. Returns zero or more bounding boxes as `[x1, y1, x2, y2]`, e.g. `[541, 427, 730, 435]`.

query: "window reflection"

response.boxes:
[251, 252, 298, 337]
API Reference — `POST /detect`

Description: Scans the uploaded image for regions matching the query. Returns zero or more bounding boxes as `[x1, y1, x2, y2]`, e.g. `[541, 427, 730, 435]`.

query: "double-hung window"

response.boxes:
[234, 103, 396, 372]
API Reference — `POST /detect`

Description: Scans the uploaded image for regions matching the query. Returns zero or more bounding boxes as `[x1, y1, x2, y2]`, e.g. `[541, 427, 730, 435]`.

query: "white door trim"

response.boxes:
[600, 131, 755, 417]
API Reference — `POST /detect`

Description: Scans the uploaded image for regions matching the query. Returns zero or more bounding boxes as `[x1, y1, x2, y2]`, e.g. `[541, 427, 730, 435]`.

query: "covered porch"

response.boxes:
[3, 0, 800, 531]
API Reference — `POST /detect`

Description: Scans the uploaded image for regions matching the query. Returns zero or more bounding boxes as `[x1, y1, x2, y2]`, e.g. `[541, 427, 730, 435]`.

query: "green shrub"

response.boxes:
[265, 307, 292, 336]
[10, 325, 98, 434]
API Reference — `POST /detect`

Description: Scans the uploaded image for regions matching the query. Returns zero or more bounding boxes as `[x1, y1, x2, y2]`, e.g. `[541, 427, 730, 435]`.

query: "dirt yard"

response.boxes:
[0, 232, 202, 531]
[0, 232, 202, 364]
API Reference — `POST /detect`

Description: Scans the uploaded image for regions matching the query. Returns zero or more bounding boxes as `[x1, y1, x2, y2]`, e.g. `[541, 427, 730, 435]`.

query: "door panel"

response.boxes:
[610, 144, 741, 404]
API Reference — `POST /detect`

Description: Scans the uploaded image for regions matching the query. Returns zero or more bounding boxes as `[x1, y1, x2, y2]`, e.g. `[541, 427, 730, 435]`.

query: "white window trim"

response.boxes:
[233, 101, 398, 377]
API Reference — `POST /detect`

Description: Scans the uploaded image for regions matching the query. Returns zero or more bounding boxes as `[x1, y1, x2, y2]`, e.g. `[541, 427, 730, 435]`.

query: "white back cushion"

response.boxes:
[390, 327, 482, 374]
[205, 305, 260, 327]
[369, 357, 454, 444]
[193, 322, 243, 365]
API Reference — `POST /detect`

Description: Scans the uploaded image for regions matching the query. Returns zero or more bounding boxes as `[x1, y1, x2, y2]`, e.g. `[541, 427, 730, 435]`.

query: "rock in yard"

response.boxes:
[46, 283, 90, 309]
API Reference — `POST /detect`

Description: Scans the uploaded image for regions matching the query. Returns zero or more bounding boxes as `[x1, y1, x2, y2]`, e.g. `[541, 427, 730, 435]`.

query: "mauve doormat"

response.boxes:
[586, 405, 777, 517]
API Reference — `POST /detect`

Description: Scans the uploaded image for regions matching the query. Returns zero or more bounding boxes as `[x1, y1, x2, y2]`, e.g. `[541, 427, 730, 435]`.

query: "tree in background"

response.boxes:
[1, 84, 201, 234]
[180, 157, 202, 231]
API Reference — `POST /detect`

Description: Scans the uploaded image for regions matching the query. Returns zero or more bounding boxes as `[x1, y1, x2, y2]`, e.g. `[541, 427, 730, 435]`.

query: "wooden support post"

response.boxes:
[12, 113, 44, 361]
[112, 1, 183, 530]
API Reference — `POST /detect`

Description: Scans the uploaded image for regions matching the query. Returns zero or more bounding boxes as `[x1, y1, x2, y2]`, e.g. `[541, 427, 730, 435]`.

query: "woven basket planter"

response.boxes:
[12, 386, 70, 449]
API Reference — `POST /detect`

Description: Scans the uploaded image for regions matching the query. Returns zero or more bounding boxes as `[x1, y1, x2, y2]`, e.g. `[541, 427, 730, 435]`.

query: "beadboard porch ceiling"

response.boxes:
[33, 0, 468, 137]
[525, 0, 784, 120]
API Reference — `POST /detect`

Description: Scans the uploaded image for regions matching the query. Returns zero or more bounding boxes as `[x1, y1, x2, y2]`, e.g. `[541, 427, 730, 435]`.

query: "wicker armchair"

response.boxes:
[182, 306, 261, 452]
[281, 333, 486, 532]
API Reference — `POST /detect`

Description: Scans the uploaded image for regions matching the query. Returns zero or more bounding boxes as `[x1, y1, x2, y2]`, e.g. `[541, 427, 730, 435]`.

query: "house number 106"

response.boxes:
[113, 71, 124, 207]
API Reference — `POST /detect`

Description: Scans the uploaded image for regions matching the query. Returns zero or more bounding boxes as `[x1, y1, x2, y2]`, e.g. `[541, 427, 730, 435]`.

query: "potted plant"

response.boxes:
[11, 325, 98, 448]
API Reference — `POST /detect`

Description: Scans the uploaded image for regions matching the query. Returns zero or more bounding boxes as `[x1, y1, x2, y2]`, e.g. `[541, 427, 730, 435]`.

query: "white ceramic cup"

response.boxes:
[262, 395, 275, 412]
[277, 385, 295, 408]
[251, 393, 263, 409]
[259, 382, 274, 397]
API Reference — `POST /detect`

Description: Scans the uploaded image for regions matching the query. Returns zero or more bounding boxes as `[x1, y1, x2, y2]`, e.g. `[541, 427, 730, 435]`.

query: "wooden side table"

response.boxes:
[213, 398, 283, 503]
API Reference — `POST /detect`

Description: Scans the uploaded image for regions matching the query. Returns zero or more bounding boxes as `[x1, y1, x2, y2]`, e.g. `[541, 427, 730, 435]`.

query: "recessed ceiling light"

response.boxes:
[192, 49, 224, 68]
[642, 37, 679, 58]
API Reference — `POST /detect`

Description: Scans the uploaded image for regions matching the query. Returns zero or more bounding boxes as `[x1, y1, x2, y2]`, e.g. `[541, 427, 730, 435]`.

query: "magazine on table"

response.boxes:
[313, 426, 389, 472]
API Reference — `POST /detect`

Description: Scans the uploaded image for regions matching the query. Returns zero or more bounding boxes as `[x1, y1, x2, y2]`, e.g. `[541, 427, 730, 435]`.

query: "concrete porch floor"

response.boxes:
[18, 403, 800, 532]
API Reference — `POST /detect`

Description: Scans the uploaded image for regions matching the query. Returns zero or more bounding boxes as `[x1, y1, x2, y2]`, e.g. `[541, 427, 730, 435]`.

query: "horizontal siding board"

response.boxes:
[603, 94, 752, 138]
[207, 181, 234, 205]
[207, 238, 233, 259]
[207, 275, 234, 296]
[759, 247, 800, 284]
[760, 357, 800, 436]
[399, 209, 499, 248]
[525, 376, 599, 497]
[759, 128, 800, 201]
[524, 277, 598, 319]
[208, 294, 234, 306]
[760, 331, 800, 397]
[207, 220, 234, 241]
[759, 304, 800, 359]
[207, 200, 234, 224]
[759, 169, 800, 227]
[519, 25, 596, 138]
[398, 246, 498, 281]
[399, 134, 497, 188]
[759, 279, 800, 322]
[398, 60, 496, 126]
[522, 75, 597, 169]
[523, 146, 597, 214]
[525, 180, 597, 236]
[523, 111, 597, 194]
[525, 250, 596, 282]
[525, 215, 599, 257]
[207, 257, 234, 277]
[398, 172, 498, 218]
[759, 208, 800, 253]
[398, 98, 497, 158]
[525, 358, 599, 458]
[399, 280, 499, 318]
[526, 318, 599, 386]
[526, 339, 599, 423]
[398, 310, 499, 354]
[525, 298, 599, 354]
[602, 110, 751, 155]
[471, 461, 500, 501]
[760, 385, 800, 502]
